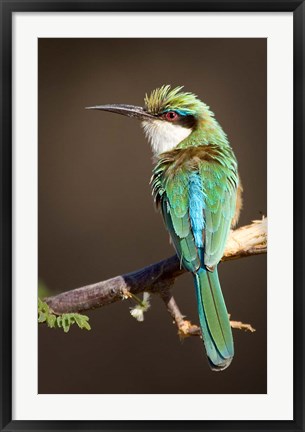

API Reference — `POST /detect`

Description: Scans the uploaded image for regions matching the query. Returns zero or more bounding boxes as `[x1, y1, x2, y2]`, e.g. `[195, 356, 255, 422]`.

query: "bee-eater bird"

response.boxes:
[87, 85, 242, 371]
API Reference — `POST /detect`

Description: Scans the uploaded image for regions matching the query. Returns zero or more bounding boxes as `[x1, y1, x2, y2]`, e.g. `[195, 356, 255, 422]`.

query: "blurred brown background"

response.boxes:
[38, 38, 267, 394]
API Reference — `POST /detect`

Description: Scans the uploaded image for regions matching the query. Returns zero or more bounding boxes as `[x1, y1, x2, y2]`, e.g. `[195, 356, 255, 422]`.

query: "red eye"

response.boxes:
[164, 111, 178, 121]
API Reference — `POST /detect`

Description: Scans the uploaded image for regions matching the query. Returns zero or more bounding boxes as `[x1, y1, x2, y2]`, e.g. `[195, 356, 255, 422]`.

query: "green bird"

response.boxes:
[87, 85, 242, 371]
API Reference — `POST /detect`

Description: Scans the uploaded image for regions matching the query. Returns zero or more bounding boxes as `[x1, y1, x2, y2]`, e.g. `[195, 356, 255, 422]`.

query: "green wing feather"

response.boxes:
[200, 162, 237, 268]
[161, 197, 200, 273]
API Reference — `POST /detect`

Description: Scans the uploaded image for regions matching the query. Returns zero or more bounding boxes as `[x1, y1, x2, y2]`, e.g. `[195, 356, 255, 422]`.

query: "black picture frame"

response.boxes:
[1, 1, 303, 431]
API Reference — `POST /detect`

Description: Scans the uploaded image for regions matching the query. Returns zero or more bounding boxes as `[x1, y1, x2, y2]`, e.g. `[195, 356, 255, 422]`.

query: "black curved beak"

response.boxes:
[85, 104, 154, 120]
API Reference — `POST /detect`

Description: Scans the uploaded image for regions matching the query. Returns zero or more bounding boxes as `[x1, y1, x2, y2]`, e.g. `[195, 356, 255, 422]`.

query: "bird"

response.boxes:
[87, 85, 242, 371]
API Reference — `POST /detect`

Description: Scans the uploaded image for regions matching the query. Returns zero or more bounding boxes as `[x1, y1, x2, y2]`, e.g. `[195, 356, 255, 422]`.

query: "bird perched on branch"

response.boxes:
[87, 85, 242, 371]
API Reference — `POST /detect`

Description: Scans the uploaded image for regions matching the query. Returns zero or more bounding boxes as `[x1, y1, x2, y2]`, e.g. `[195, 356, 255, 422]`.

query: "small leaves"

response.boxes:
[46, 314, 56, 328]
[62, 315, 71, 333]
[38, 298, 49, 323]
[74, 314, 91, 330]
[56, 315, 62, 328]
[38, 298, 91, 333]
[38, 312, 47, 323]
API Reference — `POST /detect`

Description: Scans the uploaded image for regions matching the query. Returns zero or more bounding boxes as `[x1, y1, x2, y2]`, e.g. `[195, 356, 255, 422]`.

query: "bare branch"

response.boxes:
[159, 288, 201, 337]
[45, 217, 267, 316]
[159, 288, 256, 338]
[230, 320, 256, 333]
[223, 217, 267, 261]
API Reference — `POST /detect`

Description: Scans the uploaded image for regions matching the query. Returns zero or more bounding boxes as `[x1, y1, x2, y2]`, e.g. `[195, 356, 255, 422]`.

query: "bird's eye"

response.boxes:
[164, 111, 178, 121]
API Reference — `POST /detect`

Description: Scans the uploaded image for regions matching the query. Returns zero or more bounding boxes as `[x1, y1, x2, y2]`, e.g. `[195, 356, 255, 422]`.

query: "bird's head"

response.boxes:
[87, 85, 211, 155]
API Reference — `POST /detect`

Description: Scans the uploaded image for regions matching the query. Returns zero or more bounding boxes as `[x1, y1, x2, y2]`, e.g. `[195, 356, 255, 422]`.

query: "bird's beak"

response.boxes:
[85, 104, 155, 120]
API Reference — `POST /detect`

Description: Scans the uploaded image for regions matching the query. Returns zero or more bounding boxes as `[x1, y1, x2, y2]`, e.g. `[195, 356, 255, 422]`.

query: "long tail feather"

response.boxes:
[194, 267, 234, 371]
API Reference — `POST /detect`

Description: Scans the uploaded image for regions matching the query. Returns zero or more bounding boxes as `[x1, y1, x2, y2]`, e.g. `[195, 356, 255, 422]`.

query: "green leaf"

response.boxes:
[62, 315, 71, 333]
[81, 320, 91, 331]
[38, 312, 46, 323]
[74, 314, 91, 330]
[57, 316, 62, 328]
[38, 297, 43, 310]
[46, 314, 56, 328]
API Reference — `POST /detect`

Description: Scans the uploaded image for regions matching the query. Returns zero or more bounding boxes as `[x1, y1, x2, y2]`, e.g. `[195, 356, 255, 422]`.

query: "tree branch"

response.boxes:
[45, 217, 267, 322]
[160, 288, 201, 338]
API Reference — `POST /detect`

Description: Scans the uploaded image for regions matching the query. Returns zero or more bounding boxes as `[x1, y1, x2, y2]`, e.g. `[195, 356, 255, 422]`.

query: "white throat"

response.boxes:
[142, 120, 192, 156]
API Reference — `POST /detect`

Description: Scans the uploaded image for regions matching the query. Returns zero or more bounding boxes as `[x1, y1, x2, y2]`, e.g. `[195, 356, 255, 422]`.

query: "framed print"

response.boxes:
[1, 1, 304, 431]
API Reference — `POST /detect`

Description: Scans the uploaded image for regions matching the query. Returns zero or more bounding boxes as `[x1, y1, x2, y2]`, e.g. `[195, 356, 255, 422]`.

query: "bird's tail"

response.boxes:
[193, 266, 234, 371]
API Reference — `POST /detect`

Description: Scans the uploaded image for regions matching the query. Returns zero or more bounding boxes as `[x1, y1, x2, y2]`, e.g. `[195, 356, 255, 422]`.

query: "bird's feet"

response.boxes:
[177, 319, 201, 339]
